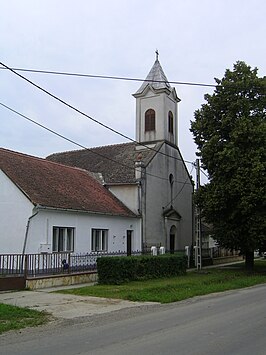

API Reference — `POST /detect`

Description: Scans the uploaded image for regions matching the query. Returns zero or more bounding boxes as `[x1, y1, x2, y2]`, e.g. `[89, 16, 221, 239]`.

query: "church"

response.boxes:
[47, 55, 194, 253]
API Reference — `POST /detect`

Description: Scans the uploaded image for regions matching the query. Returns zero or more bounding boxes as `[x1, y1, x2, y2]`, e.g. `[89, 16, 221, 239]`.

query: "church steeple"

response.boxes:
[133, 54, 180, 146]
[134, 52, 171, 96]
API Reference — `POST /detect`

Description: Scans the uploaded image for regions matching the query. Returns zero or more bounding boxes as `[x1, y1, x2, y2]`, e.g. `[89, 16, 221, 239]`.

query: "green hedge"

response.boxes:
[97, 254, 187, 284]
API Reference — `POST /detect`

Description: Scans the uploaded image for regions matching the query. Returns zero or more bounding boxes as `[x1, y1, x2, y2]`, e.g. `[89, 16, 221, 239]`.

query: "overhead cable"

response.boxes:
[163, 165, 195, 210]
[1, 66, 264, 92]
[0, 62, 193, 165]
[0, 66, 216, 88]
[0, 101, 193, 186]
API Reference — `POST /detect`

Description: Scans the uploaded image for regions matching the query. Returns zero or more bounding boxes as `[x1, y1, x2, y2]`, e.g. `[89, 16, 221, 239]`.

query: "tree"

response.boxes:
[190, 61, 266, 270]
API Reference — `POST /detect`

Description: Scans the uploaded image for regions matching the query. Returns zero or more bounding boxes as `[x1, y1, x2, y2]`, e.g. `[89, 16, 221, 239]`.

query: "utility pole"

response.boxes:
[195, 158, 202, 270]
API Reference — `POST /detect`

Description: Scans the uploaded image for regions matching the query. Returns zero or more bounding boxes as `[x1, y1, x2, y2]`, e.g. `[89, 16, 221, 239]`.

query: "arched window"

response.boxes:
[169, 174, 174, 206]
[168, 111, 174, 134]
[169, 173, 174, 185]
[145, 109, 155, 132]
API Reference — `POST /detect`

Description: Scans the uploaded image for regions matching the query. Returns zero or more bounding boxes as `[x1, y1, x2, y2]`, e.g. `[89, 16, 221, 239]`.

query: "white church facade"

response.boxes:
[48, 56, 194, 253]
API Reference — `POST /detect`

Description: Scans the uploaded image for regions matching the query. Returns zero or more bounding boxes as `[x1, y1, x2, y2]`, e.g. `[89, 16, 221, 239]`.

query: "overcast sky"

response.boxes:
[1, 0, 265, 183]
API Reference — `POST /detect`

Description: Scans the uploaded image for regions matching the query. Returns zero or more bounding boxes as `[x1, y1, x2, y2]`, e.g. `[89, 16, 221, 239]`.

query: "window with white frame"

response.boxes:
[52, 227, 74, 252]
[91, 229, 108, 251]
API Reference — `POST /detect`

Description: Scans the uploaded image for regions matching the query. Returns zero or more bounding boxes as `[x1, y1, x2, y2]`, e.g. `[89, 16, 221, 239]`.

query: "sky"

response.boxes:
[1, 0, 265, 183]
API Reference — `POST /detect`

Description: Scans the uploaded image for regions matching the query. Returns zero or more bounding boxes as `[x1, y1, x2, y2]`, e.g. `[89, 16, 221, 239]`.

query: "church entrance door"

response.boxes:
[169, 225, 177, 254]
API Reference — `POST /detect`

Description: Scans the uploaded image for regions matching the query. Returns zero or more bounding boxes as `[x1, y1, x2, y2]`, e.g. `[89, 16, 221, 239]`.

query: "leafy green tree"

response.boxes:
[191, 61, 266, 270]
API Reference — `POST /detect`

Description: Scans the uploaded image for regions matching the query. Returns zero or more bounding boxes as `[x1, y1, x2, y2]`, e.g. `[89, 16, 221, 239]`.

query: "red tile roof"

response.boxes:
[0, 148, 136, 217]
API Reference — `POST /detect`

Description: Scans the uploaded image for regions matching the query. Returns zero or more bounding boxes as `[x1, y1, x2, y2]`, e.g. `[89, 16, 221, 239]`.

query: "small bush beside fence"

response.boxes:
[97, 254, 187, 284]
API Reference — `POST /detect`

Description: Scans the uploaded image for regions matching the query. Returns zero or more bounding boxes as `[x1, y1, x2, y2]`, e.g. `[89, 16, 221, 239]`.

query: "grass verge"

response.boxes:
[0, 303, 50, 334]
[57, 259, 266, 303]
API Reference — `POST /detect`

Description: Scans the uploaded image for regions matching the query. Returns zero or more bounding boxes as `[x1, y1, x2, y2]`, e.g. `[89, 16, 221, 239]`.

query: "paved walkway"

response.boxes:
[0, 283, 156, 319]
[0, 260, 250, 320]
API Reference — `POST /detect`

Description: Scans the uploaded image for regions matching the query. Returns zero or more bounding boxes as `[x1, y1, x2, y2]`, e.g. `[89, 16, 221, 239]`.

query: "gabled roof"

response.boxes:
[47, 142, 163, 184]
[133, 59, 171, 96]
[162, 206, 182, 220]
[0, 148, 136, 217]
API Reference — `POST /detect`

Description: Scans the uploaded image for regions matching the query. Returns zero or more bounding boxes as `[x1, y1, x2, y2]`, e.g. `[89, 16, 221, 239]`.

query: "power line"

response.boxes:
[0, 66, 217, 88]
[0, 62, 194, 166]
[192, 162, 209, 182]
[0, 101, 165, 182]
[0, 101, 193, 186]
[2, 66, 264, 92]
[200, 168, 209, 179]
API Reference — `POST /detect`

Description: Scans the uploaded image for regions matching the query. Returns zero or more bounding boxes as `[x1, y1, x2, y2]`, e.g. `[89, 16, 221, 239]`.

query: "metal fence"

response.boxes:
[0, 247, 240, 278]
[0, 251, 142, 278]
[0, 254, 25, 275]
[209, 247, 239, 259]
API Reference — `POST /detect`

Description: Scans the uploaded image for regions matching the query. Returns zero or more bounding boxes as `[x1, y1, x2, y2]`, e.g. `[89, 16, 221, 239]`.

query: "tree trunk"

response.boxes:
[245, 251, 254, 271]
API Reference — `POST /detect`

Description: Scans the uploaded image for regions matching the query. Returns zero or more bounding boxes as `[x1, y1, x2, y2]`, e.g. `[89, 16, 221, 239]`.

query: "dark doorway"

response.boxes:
[170, 234, 175, 254]
[169, 225, 177, 254]
[126, 230, 133, 256]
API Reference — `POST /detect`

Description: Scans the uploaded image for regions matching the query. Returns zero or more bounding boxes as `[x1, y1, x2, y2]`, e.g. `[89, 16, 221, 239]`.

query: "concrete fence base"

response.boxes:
[26, 271, 98, 290]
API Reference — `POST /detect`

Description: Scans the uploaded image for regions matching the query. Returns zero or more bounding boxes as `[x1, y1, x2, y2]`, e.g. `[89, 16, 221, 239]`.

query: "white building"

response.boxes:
[0, 148, 141, 254]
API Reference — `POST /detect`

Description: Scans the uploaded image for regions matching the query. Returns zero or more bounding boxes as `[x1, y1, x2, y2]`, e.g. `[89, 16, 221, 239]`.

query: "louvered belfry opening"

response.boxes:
[145, 109, 155, 132]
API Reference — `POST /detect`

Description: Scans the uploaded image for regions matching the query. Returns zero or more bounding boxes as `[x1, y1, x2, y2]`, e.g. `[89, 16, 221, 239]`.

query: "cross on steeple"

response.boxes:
[155, 49, 159, 61]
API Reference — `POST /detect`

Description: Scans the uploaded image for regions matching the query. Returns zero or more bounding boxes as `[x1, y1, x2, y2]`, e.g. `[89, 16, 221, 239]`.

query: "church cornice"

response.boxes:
[133, 82, 172, 98]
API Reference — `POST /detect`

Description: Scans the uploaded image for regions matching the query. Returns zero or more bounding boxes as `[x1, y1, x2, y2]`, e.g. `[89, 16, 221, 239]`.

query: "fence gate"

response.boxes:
[0, 253, 26, 291]
[0, 276, 26, 291]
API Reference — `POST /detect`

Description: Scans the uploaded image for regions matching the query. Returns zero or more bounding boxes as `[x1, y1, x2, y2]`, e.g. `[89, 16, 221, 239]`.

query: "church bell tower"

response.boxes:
[133, 52, 181, 146]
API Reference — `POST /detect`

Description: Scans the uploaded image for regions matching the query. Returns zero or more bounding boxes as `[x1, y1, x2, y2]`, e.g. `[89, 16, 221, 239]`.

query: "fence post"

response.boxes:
[24, 254, 28, 279]
[185, 246, 190, 268]
[68, 252, 71, 274]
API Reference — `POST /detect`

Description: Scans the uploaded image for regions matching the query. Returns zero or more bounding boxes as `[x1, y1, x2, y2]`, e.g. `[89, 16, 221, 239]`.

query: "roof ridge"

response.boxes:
[47, 141, 135, 158]
[0, 147, 97, 176]
[0, 147, 43, 160]
[0, 147, 136, 217]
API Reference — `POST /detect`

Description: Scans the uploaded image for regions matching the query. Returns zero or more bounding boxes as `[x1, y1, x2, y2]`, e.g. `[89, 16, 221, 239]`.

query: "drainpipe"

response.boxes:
[22, 210, 39, 254]
[163, 215, 167, 250]
[137, 181, 142, 215]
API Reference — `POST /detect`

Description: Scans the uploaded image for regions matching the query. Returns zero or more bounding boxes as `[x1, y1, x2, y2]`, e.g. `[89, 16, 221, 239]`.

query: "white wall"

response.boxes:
[108, 184, 139, 214]
[135, 88, 178, 145]
[0, 170, 141, 255]
[0, 170, 34, 253]
[26, 209, 141, 254]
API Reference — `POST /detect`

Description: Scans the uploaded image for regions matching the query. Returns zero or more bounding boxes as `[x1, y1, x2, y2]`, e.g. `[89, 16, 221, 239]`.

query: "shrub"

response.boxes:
[97, 254, 187, 284]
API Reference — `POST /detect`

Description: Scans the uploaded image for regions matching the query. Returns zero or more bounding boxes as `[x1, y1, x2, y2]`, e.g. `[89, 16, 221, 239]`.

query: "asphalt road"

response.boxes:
[1, 284, 266, 355]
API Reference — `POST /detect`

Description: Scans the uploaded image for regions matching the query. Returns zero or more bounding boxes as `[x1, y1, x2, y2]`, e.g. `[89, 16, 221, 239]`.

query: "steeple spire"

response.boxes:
[133, 55, 171, 96]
